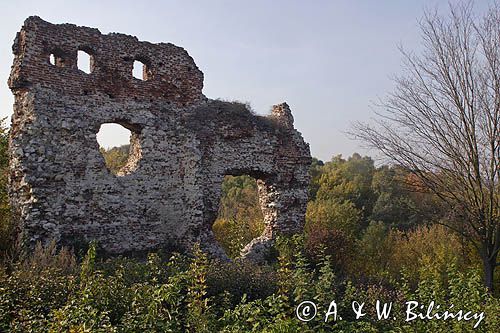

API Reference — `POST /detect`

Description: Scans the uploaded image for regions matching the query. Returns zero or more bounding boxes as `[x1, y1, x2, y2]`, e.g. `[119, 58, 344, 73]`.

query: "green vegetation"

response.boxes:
[213, 175, 264, 258]
[0, 238, 498, 332]
[0, 2, 498, 327]
[352, 2, 500, 291]
[0, 117, 498, 330]
[99, 145, 130, 175]
[0, 118, 12, 258]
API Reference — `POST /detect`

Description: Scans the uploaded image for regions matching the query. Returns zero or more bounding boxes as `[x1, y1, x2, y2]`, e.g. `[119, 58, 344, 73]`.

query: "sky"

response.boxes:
[0, 0, 489, 161]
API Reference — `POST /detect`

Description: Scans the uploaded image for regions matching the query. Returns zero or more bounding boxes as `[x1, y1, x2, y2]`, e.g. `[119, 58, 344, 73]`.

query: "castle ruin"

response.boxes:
[8, 17, 311, 260]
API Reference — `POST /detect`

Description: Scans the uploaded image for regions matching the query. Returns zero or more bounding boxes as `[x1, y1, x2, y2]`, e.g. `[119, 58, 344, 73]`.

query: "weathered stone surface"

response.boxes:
[8, 16, 311, 260]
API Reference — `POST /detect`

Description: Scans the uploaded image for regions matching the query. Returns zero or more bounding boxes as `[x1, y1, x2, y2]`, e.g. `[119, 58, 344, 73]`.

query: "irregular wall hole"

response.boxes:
[133, 60, 147, 80]
[212, 175, 265, 259]
[96, 123, 141, 176]
[77, 50, 92, 74]
[49, 53, 67, 67]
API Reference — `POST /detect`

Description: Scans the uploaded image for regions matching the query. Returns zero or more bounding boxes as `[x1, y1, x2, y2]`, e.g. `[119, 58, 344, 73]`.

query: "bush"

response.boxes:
[0, 238, 498, 332]
[386, 224, 475, 286]
[304, 226, 356, 274]
[206, 260, 277, 304]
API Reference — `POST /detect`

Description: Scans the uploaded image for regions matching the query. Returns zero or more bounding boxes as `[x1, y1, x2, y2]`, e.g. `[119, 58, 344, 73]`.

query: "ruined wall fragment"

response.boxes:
[8, 17, 311, 260]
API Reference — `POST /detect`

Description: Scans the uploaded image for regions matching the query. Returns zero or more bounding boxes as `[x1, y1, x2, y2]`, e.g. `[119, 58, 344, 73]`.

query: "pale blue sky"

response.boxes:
[0, 0, 488, 161]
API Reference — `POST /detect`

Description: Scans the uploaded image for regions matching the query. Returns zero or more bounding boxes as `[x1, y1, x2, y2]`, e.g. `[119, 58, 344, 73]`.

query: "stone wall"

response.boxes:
[8, 16, 311, 260]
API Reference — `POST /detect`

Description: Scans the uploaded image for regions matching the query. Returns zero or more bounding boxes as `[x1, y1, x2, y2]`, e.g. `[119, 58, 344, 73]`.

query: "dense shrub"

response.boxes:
[206, 260, 277, 304]
[304, 226, 355, 274]
[0, 237, 498, 332]
[385, 224, 475, 286]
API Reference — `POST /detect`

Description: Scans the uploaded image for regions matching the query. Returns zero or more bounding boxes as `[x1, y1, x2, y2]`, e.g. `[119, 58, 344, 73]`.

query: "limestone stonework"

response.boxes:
[8, 17, 311, 260]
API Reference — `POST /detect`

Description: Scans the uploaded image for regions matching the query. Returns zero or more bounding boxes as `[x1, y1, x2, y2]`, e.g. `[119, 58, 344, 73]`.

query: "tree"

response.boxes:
[212, 175, 264, 258]
[314, 154, 377, 229]
[308, 157, 324, 200]
[306, 199, 362, 238]
[352, 2, 499, 291]
[0, 118, 11, 256]
[370, 165, 443, 229]
[100, 145, 130, 175]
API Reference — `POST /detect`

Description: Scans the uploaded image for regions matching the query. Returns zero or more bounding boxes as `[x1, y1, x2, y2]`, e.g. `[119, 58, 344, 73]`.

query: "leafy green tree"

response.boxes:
[100, 145, 129, 175]
[370, 165, 442, 229]
[308, 157, 324, 200]
[316, 154, 376, 216]
[306, 199, 362, 238]
[0, 118, 11, 257]
[355, 221, 392, 280]
[306, 153, 376, 239]
[212, 175, 264, 258]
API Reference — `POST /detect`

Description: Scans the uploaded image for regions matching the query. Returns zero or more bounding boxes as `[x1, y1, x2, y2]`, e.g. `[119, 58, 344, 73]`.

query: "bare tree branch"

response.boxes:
[350, 1, 499, 291]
